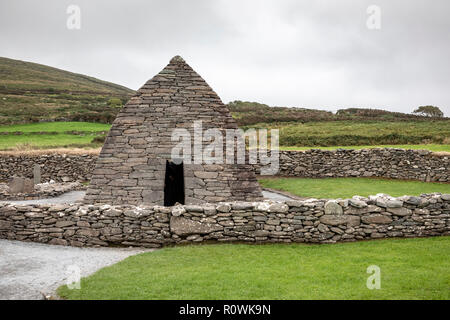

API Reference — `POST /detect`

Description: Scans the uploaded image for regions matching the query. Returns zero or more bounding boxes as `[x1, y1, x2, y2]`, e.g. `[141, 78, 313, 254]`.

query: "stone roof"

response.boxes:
[84, 56, 263, 205]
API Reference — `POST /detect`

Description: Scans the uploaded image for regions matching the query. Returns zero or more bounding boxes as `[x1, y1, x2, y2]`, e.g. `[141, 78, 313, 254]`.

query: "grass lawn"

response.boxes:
[279, 144, 450, 153]
[258, 177, 450, 199]
[0, 122, 109, 150]
[249, 120, 450, 146]
[0, 121, 110, 133]
[0, 121, 449, 152]
[57, 237, 450, 300]
[0, 133, 102, 150]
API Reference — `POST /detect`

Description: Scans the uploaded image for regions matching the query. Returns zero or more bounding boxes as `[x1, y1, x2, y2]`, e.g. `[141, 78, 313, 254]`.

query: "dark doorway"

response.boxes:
[164, 160, 185, 206]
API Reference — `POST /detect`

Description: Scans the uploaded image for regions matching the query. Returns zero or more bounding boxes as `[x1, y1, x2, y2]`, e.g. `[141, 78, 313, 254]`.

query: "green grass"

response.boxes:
[0, 133, 102, 150]
[0, 121, 110, 133]
[247, 120, 450, 147]
[1, 121, 449, 152]
[57, 237, 450, 300]
[0, 57, 133, 124]
[279, 144, 450, 152]
[259, 177, 450, 199]
[0, 122, 109, 150]
[0, 56, 132, 94]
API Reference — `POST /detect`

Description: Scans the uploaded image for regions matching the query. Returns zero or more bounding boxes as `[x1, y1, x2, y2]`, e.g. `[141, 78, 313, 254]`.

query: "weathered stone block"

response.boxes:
[170, 216, 223, 236]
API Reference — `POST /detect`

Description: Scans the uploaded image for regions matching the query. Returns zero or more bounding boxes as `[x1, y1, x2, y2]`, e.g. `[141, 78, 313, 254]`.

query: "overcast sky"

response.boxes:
[0, 0, 449, 115]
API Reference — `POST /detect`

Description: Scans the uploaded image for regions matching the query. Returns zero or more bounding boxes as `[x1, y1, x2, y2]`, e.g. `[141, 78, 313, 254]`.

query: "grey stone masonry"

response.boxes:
[1, 148, 448, 184]
[0, 193, 449, 247]
[253, 148, 450, 182]
[84, 56, 263, 205]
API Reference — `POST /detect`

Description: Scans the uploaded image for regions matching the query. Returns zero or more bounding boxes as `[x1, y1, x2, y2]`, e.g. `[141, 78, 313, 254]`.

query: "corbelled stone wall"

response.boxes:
[84, 56, 262, 205]
[1, 194, 449, 247]
[1, 148, 448, 184]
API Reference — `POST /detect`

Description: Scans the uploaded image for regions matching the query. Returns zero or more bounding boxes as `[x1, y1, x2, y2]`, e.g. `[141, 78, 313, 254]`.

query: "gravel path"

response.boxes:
[0, 239, 151, 300]
[0, 191, 86, 205]
[262, 190, 294, 202]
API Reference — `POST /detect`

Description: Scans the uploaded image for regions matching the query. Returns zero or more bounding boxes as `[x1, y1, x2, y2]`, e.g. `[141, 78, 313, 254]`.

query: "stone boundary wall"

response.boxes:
[0, 148, 448, 183]
[0, 154, 97, 183]
[1, 194, 449, 247]
[254, 149, 450, 182]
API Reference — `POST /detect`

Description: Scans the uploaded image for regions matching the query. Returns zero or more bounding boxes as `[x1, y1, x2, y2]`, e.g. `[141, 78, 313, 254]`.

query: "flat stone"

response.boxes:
[231, 202, 254, 210]
[267, 203, 289, 213]
[387, 207, 412, 216]
[386, 200, 403, 208]
[216, 203, 231, 213]
[55, 221, 76, 228]
[404, 196, 421, 205]
[185, 205, 204, 213]
[170, 216, 223, 236]
[349, 199, 367, 208]
[193, 171, 218, 179]
[324, 200, 343, 215]
[361, 214, 393, 224]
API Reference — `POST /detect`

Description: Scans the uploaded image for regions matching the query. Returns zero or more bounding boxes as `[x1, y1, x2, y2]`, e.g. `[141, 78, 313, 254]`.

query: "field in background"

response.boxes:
[258, 177, 450, 199]
[0, 57, 133, 125]
[245, 120, 450, 147]
[57, 237, 450, 300]
[0, 122, 109, 150]
[1, 121, 449, 152]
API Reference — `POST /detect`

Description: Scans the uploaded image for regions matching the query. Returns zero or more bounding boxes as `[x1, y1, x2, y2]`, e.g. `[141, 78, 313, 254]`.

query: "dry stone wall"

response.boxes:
[255, 148, 450, 182]
[1, 194, 449, 247]
[1, 148, 448, 184]
[0, 153, 96, 183]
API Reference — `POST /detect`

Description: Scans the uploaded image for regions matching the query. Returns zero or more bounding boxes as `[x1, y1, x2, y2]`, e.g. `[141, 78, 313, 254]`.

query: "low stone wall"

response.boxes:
[1, 194, 449, 247]
[0, 153, 97, 183]
[1, 148, 449, 183]
[255, 149, 450, 182]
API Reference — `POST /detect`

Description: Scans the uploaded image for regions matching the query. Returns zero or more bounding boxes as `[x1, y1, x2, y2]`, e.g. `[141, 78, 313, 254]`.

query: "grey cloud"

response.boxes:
[0, 0, 448, 115]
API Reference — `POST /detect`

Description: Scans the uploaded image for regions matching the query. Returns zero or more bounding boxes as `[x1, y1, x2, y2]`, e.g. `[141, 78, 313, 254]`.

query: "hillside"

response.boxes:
[0, 57, 134, 124]
[228, 101, 448, 126]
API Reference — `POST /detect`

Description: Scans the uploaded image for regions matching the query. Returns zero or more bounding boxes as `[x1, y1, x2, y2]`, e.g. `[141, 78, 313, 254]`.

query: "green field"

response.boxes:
[0, 122, 109, 150]
[0, 57, 133, 124]
[57, 237, 450, 300]
[247, 120, 450, 147]
[259, 177, 450, 199]
[1, 121, 450, 152]
[0, 122, 110, 133]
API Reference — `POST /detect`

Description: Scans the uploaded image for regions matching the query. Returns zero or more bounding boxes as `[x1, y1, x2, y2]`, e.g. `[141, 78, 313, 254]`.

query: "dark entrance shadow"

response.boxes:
[164, 160, 185, 206]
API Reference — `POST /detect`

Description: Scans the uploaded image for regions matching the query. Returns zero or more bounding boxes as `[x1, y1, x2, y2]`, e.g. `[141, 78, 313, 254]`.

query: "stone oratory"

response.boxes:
[84, 56, 263, 205]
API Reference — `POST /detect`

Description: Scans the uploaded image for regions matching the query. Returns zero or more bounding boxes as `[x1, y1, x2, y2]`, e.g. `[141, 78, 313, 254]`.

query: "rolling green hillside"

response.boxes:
[0, 57, 448, 151]
[0, 57, 134, 124]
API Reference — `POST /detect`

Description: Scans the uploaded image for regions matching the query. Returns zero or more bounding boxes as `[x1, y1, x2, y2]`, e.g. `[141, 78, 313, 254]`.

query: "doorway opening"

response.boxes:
[164, 160, 185, 206]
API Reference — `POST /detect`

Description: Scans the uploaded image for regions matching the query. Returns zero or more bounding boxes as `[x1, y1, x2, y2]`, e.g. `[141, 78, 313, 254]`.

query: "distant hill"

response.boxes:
[0, 57, 134, 124]
[0, 57, 446, 126]
[228, 101, 448, 127]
